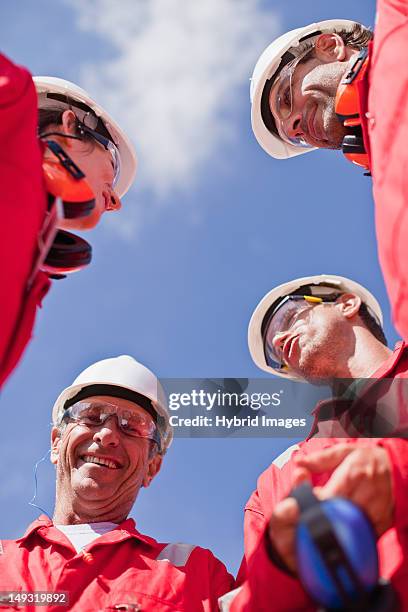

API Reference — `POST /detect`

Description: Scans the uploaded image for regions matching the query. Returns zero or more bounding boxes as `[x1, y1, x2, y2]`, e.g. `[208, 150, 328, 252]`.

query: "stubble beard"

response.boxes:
[320, 96, 348, 150]
[296, 337, 339, 383]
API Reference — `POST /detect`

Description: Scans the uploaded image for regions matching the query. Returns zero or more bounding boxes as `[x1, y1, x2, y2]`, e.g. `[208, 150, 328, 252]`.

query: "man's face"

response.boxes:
[268, 44, 351, 149]
[51, 395, 161, 518]
[58, 139, 122, 232]
[269, 300, 351, 381]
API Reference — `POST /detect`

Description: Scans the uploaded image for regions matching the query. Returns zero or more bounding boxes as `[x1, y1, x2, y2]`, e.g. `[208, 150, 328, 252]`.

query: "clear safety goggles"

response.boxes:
[269, 47, 315, 148]
[263, 293, 339, 370]
[59, 400, 160, 447]
[77, 122, 121, 189]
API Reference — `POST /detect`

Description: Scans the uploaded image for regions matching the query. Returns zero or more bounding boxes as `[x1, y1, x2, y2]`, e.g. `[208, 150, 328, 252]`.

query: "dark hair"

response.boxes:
[358, 302, 387, 346]
[38, 107, 94, 148]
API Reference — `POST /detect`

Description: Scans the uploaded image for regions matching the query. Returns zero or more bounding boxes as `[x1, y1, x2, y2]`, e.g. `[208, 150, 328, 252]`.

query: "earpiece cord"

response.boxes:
[28, 449, 52, 519]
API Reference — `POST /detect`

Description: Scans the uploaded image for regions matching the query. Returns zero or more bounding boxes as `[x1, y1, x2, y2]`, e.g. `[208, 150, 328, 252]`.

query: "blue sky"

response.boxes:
[0, 1, 386, 575]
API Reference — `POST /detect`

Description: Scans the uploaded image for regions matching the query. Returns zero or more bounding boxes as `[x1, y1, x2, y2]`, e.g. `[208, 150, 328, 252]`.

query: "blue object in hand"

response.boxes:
[291, 482, 378, 610]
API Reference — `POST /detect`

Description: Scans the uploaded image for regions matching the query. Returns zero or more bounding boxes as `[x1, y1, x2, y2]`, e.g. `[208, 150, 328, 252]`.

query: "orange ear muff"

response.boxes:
[335, 48, 370, 171]
[29, 140, 95, 280]
[43, 140, 96, 219]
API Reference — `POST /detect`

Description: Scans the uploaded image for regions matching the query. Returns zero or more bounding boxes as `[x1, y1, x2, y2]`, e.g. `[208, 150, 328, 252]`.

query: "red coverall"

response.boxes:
[225, 344, 408, 611]
[0, 516, 234, 611]
[0, 52, 50, 389]
[365, 0, 408, 342]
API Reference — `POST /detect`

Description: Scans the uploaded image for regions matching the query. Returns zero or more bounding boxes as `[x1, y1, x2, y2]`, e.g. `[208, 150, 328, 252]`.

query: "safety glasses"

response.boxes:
[77, 122, 121, 189]
[263, 294, 339, 370]
[59, 401, 160, 447]
[269, 47, 315, 147]
[41, 93, 122, 190]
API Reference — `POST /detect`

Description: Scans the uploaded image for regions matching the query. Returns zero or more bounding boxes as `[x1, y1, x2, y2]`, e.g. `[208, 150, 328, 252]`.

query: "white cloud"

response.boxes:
[66, 0, 279, 203]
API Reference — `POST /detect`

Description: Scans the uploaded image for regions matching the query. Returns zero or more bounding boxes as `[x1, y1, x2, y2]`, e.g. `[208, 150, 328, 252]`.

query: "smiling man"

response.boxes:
[250, 3, 408, 347]
[220, 274, 408, 611]
[251, 19, 372, 160]
[0, 356, 233, 611]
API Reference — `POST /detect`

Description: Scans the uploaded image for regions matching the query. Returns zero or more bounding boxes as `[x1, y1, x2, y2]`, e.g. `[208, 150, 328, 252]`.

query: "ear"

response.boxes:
[60, 109, 78, 137]
[142, 453, 163, 488]
[50, 426, 62, 465]
[314, 33, 347, 62]
[336, 293, 361, 319]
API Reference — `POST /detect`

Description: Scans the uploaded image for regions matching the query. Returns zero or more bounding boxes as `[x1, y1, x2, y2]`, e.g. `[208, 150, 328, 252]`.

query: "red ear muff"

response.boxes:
[43, 140, 96, 219]
[42, 230, 92, 277]
[335, 48, 370, 170]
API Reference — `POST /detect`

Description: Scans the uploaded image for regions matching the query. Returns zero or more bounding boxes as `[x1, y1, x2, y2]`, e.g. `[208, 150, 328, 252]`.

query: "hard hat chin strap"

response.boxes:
[335, 47, 370, 171]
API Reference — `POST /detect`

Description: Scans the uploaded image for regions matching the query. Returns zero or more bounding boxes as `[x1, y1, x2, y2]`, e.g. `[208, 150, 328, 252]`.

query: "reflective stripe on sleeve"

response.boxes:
[218, 586, 242, 611]
[156, 542, 196, 567]
[272, 443, 300, 469]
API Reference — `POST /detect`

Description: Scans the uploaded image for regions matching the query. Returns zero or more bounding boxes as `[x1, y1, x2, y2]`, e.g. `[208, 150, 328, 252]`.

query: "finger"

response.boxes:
[317, 448, 388, 500]
[269, 500, 299, 573]
[292, 466, 311, 488]
[315, 455, 360, 499]
[318, 479, 391, 536]
[272, 498, 300, 526]
[295, 444, 355, 473]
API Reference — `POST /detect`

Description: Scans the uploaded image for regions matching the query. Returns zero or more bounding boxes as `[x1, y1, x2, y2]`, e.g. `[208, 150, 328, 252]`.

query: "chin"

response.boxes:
[325, 115, 347, 149]
[297, 352, 334, 383]
[317, 139, 343, 151]
[58, 211, 101, 232]
[75, 479, 114, 500]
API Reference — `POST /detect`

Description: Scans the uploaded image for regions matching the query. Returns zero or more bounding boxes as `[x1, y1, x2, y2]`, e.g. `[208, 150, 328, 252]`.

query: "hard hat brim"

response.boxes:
[52, 377, 173, 454]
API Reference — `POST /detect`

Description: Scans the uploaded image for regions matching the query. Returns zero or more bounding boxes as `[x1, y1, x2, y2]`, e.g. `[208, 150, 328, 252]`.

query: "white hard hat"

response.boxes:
[248, 274, 383, 381]
[52, 355, 172, 454]
[34, 76, 137, 198]
[250, 19, 361, 159]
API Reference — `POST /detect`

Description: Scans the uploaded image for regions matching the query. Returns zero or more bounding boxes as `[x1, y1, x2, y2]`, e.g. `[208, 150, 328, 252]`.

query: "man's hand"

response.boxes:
[296, 444, 394, 536]
[267, 443, 394, 575]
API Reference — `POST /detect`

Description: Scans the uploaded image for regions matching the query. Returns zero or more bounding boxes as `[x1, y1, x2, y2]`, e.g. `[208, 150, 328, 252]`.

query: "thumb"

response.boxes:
[295, 445, 354, 473]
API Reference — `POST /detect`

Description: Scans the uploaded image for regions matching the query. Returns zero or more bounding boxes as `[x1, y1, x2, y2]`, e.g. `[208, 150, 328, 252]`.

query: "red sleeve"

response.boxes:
[224, 462, 315, 612]
[208, 554, 235, 612]
[186, 547, 234, 612]
[376, 438, 408, 531]
[0, 52, 48, 387]
[227, 525, 316, 612]
[369, 0, 408, 341]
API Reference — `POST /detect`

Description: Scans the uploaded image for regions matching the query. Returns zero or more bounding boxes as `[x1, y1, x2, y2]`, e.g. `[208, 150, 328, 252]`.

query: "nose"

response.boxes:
[93, 416, 120, 447]
[284, 109, 305, 141]
[271, 329, 291, 358]
[104, 189, 122, 212]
